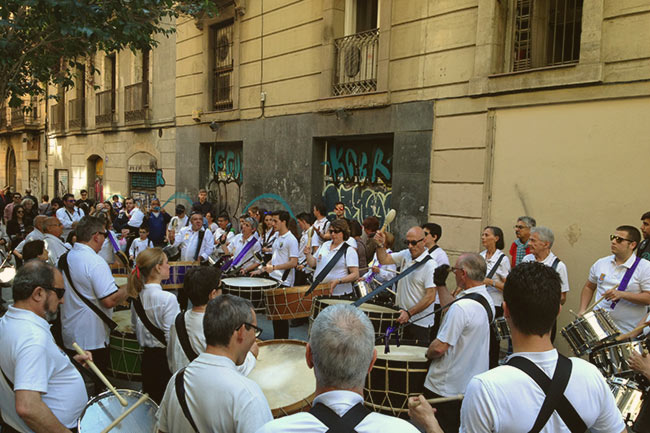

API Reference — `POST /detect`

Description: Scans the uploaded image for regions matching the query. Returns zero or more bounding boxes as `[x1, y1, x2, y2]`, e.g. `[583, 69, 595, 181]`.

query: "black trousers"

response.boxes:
[273, 320, 289, 339]
[423, 387, 461, 433]
[489, 306, 504, 369]
[142, 347, 171, 404]
[403, 323, 431, 345]
[0, 421, 78, 433]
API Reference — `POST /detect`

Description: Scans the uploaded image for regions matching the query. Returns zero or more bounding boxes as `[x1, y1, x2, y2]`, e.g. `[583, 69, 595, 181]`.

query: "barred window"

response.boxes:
[212, 20, 234, 111]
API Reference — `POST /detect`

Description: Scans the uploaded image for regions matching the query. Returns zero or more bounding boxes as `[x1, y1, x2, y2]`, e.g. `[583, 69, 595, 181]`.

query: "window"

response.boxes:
[512, 0, 583, 72]
[125, 50, 149, 122]
[96, 54, 116, 126]
[212, 20, 234, 111]
[69, 64, 86, 128]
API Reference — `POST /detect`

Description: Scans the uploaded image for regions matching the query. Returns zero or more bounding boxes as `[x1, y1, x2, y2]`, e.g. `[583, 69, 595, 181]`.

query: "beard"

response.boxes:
[45, 307, 59, 322]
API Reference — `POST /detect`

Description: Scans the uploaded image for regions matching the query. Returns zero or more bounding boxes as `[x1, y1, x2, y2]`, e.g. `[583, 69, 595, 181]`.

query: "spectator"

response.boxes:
[111, 194, 123, 214]
[23, 188, 38, 207]
[7, 205, 31, 249]
[147, 198, 171, 247]
[4, 193, 22, 223]
[509, 216, 536, 268]
[39, 194, 52, 216]
[50, 197, 63, 216]
[191, 188, 213, 216]
[167, 204, 189, 244]
[22, 239, 49, 262]
[22, 197, 38, 222]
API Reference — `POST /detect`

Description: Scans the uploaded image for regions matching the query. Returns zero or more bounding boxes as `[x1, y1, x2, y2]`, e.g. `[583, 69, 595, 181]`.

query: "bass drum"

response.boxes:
[77, 389, 158, 432]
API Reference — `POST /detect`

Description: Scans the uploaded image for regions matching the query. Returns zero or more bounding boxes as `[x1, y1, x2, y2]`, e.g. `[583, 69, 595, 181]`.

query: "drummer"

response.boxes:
[157, 294, 272, 433]
[173, 212, 215, 263]
[225, 217, 262, 275]
[0, 260, 92, 433]
[304, 219, 359, 297]
[629, 349, 650, 432]
[296, 212, 315, 285]
[579, 225, 650, 333]
[360, 231, 397, 286]
[255, 304, 420, 432]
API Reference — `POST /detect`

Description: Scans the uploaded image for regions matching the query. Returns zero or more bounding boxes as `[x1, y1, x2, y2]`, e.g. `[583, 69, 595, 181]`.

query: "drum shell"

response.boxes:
[560, 309, 620, 356]
[608, 377, 645, 426]
[364, 343, 429, 418]
[353, 281, 372, 298]
[108, 310, 143, 382]
[493, 317, 510, 340]
[221, 277, 278, 314]
[160, 262, 195, 290]
[590, 339, 650, 378]
[77, 389, 158, 432]
[264, 284, 330, 320]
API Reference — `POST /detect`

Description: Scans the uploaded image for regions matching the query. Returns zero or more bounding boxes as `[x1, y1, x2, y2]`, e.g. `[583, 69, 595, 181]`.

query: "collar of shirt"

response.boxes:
[194, 352, 238, 370]
[515, 238, 528, 247]
[72, 242, 96, 254]
[4, 306, 49, 332]
[609, 253, 638, 269]
[457, 284, 488, 297]
[312, 390, 363, 416]
[143, 283, 163, 292]
[504, 348, 558, 364]
[412, 249, 430, 263]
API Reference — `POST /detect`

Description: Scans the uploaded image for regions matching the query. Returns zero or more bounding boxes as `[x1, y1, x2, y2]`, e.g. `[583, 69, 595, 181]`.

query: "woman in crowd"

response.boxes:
[7, 205, 30, 249]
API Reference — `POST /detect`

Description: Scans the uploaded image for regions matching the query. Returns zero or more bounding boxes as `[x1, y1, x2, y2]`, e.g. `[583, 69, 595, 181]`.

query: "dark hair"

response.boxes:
[203, 294, 253, 347]
[331, 218, 351, 240]
[112, 194, 120, 200]
[617, 225, 641, 248]
[362, 216, 380, 232]
[348, 220, 362, 238]
[12, 205, 25, 220]
[66, 231, 77, 245]
[12, 260, 56, 301]
[184, 267, 222, 307]
[42, 194, 49, 202]
[80, 189, 87, 195]
[75, 216, 105, 242]
[421, 222, 442, 242]
[62, 193, 74, 202]
[13, 193, 22, 199]
[51, 197, 64, 208]
[273, 210, 291, 225]
[296, 212, 315, 225]
[642, 211, 650, 221]
[218, 211, 230, 220]
[313, 202, 327, 216]
[504, 262, 561, 336]
[23, 240, 46, 261]
[484, 226, 505, 250]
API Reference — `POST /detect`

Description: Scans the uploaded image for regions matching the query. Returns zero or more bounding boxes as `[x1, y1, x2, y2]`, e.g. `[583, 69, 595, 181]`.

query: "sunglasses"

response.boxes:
[66, 199, 76, 203]
[329, 229, 342, 234]
[95, 231, 108, 238]
[404, 238, 424, 246]
[43, 285, 65, 299]
[241, 322, 263, 338]
[610, 234, 633, 243]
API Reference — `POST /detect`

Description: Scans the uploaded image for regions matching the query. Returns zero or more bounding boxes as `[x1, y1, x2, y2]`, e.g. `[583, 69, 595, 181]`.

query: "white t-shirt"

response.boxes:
[127, 207, 145, 228]
[390, 249, 437, 327]
[522, 252, 569, 293]
[129, 237, 153, 259]
[157, 353, 272, 433]
[460, 350, 625, 433]
[480, 249, 511, 307]
[175, 227, 215, 262]
[0, 307, 88, 430]
[229, 233, 262, 269]
[56, 206, 83, 239]
[214, 227, 235, 254]
[428, 246, 450, 304]
[255, 390, 420, 433]
[61, 242, 118, 350]
[298, 229, 310, 266]
[269, 231, 299, 287]
[131, 283, 179, 349]
[14, 228, 44, 253]
[425, 285, 494, 396]
[588, 254, 650, 333]
[313, 241, 359, 295]
[311, 217, 330, 249]
[361, 252, 397, 284]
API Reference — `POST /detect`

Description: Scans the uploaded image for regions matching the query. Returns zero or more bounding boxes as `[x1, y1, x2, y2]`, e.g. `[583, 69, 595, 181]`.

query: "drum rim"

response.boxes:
[373, 344, 428, 361]
[314, 296, 400, 314]
[77, 389, 158, 430]
[265, 283, 330, 295]
[222, 277, 280, 288]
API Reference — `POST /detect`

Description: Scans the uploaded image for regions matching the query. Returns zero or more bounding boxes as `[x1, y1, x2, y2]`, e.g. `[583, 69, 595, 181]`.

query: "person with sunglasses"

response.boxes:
[579, 225, 650, 333]
[158, 294, 272, 433]
[0, 260, 93, 433]
[55, 193, 83, 241]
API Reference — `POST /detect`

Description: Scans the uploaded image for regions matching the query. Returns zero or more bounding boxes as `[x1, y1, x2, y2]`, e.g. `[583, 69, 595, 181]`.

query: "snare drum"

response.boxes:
[608, 377, 645, 426]
[309, 297, 403, 341]
[108, 310, 143, 382]
[222, 277, 278, 314]
[365, 344, 429, 418]
[247, 339, 316, 418]
[561, 309, 620, 356]
[264, 284, 330, 320]
[160, 261, 195, 290]
[78, 389, 158, 432]
[354, 280, 372, 298]
[493, 317, 510, 341]
[590, 339, 650, 378]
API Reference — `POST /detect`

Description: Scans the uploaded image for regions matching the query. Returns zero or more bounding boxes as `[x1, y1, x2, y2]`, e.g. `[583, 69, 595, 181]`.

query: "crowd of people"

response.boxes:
[0, 182, 649, 432]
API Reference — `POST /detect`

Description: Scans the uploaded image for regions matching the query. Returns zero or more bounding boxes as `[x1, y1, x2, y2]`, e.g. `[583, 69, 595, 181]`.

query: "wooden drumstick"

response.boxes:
[100, 393, 150, 433]
[72, 342, 128, 407]
[581, 291, 613, 316]
[409, 394, 464, 408]
[380, 209, 396, 232]
[615, 320, 650, 342]
[371, 278, 396, 296]
[307, 226, 314, 250]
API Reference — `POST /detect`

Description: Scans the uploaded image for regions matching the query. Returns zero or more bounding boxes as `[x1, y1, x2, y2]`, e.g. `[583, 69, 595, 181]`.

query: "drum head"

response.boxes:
[112, 310, 134, 334]
[0, 266, 16, 283]
[222, 277, 278, 288]
[78, 389, 157, 432]
[247, 339, 315, 416]
[375, 344, 428, 362]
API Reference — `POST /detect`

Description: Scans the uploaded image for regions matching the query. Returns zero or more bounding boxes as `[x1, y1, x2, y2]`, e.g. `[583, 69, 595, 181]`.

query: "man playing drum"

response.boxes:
[225, 217, 262, 275]
[255, 303, 420, 433]
[579, 225, 650, 333]
[0, 261, 92, 433]
[157, 294, 272, 433]
[409, 262, 625, 433]
[173, 212, 215, 263]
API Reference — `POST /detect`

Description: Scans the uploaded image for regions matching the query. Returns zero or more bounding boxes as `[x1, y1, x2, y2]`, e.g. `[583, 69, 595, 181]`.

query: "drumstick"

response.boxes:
[359, 266, 400, 275]
[381, 209, 396, 232]
[409, 394, 464, 408]
[581, 290, 613, 316]
[100, 393, 150, 433]
[72, 342, 128, 407]
[307, 226, 314, 250]
[615, 320, 650, 342]
[371, 278, 396, 296]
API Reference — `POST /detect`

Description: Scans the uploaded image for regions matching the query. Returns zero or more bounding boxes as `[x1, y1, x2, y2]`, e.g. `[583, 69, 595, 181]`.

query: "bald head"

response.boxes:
[33, 215, 47, 232]
[405, 226, 426, 257]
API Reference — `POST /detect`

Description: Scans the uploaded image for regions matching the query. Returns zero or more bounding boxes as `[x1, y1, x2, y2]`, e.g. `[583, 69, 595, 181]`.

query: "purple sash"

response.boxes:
[106, 231, 120, 252]
[222, 236, 258, 271]
[611, 256, 642, 309]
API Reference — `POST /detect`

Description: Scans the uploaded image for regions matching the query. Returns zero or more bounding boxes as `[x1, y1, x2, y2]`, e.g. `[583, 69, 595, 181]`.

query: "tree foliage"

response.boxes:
[0, 0, 216, 108]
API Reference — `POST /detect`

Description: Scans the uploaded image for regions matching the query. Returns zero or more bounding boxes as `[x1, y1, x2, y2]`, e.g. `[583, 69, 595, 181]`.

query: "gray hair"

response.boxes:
[13, 260, 56, 301]
[75, 216, 106, 242]
[531, 226, 554, 248]
[309, 304, 375, 389]
[21, 198, 33, 208]
[518, 216, 536, 228]
[457, 252, 487, 282]
[203, 294, 253, 347]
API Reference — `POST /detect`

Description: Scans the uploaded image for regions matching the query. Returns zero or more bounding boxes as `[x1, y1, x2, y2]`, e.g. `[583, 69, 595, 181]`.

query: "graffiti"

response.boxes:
[161, 192, 193, 210]
[207, 144, 243, 220]
[243, 194, 297, 221]
[323, 142, 392, 186]
[214, 149, 242, 183]
[156, 169, 166, 187]
[322, 183, 391, 226]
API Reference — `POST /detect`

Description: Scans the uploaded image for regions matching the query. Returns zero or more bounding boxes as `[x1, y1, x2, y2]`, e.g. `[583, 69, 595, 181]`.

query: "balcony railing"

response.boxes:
[68, 98, 85, 129]
[10, 104, 39, 128]
[95, 89, 116, 126]
[0, 107, 7, 129]
[51, 103, 65, 131]
[125, 81, 148, 122]
[332, 29, 379, 96]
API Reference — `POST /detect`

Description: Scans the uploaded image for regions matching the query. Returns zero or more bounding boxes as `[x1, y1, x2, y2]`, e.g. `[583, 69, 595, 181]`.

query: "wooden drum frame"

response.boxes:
[264, 284, 331, 320]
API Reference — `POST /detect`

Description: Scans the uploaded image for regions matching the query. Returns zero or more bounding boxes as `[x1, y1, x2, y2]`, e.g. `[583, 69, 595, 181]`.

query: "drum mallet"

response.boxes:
[615, 320, 650, 342]
[409, 394, 464, 408]
[100, 393, 150, 433]
[72, 342, 128, 407]
[581, 294, 607, 316]
[372, 278, 396, 296]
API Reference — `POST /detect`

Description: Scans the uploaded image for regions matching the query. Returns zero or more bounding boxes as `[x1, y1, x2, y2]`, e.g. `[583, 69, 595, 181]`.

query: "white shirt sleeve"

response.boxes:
[288, 235, 299, 258]
[91, 262, 118, 300]
[436, 303, 466, 347]
[345, 246, 359, 268]
[459, 377, 496, 433]
[200, 230, 215, 260]
[556, 262, 570, 293]
[56, 208, 73, 230]
[128, 208, 144, 227]
[13, 343, 50, 393]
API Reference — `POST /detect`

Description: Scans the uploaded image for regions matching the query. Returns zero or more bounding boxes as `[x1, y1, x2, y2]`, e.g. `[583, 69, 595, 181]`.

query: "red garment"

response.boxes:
[509, 241, 531, 268]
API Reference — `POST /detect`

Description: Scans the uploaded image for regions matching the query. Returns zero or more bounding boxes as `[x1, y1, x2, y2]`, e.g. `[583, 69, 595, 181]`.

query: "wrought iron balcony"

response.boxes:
[10, 104, 39, 128]
[95, 89, 116, 126]
[51, 102, 65, 131]
[332, 29, 379, 96]
[68, 98, 85, 129]
[0, 106, 7, 130]
[125, 81, 148, 122]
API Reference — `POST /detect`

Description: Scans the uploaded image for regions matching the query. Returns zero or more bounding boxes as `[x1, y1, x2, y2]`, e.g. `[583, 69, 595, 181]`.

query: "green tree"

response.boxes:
[0, 0, 215, 108]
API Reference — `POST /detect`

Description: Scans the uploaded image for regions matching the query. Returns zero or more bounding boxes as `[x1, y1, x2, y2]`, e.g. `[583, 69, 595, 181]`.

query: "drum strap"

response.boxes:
[306, 243, 350, 295]
[132, 296, 167, 346]
[611, 256, 642, 309]
[58, 252, 118, 331]
[506, 354, 587, 433]
[175, 312, 199, 362]
[194, 229, 206, 261]
[309, 402, 371, 433]
[486, 253, 506, 280]
[175, 368, 200, 433]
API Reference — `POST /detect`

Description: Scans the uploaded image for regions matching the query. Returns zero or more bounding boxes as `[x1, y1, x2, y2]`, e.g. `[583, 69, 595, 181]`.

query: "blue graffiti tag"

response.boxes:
[156, 169, 166, 187]
[214, 149, 242, 183]
[161, 192, 194, 210]
[323, 142, 392, 186]
[243, 194, 297, 221]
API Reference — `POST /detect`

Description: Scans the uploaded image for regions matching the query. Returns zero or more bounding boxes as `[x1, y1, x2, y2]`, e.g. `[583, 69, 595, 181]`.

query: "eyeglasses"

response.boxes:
[450, 266, 465, 274]
[241, 322, 263, 338]
[66, 199, 75, 203]
[95, 231, 108, 238]
[514, 225, 528, 230]
[404, 238, 424, 246]
[16, 211, 24, 214]
[423, 231, 431, 237]
[329, 229, 342, 234]
[43, 286, 65, 299]
[610, 234, 633, 243]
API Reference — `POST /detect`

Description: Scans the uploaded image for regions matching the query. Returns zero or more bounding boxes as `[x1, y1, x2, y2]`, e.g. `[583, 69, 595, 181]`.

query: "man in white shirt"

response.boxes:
[214, 212, 235, 255]
[421, 253, 494, 433]
[579, 225, 650, 333]
[166, 204, 189, 242]
[43, 217, 68, 266]
[55, 193, 83, 240]
[157, 294, 272, 433]
[13, 215, 47, 260]
[0, 260, 92, 433]
[174, 212, 215, 263]
[374, 226, 438, 342]
[410, 262, 625, 433]
[311, 202, 331, 251]
[60, 216, 129, 374]
[422, 222, 450, 337]
[256, 303, 420, 433]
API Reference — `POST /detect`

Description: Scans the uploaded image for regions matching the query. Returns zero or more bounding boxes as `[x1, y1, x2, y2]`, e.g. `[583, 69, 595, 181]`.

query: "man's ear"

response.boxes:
[305, 343, 314, 369]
